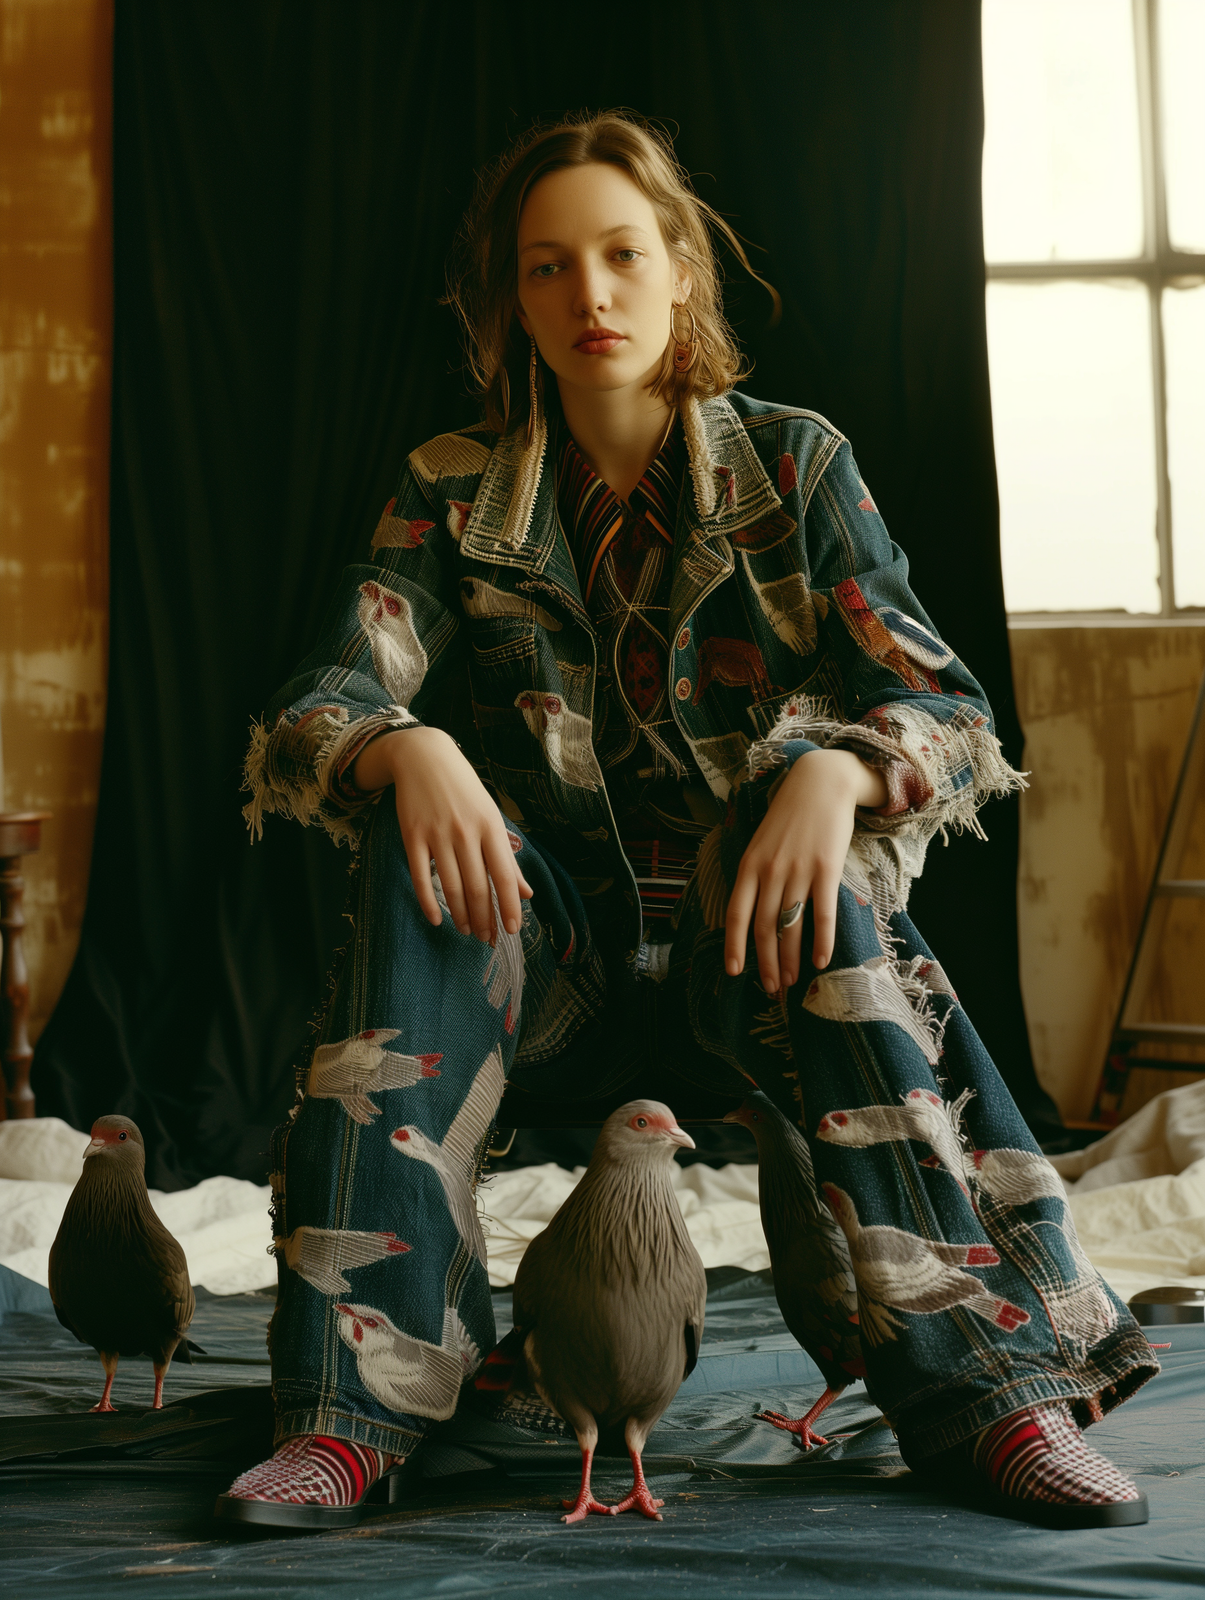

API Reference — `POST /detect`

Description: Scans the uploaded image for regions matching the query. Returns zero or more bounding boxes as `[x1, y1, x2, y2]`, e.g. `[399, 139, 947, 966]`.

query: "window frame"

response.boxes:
[988, 0, 1205, 625]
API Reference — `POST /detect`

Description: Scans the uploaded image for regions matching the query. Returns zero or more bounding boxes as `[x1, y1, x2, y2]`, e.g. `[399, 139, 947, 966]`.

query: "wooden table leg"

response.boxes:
[0, 812, 52, 1121]
[0, 855, 36, 1119]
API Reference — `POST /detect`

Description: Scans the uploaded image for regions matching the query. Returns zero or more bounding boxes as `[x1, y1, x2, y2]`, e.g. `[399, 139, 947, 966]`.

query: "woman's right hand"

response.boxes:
[353, 727, 533, 942]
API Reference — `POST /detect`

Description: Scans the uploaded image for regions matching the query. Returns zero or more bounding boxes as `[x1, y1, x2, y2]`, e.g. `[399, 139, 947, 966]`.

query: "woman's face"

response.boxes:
[515, 161, 687, 400]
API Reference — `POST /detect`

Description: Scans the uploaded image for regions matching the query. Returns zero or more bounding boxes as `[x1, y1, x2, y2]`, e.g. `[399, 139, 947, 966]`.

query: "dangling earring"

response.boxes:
[672, 301, 699, 373]
[498, 363, 511, 433]
[524, 335, 541, 448]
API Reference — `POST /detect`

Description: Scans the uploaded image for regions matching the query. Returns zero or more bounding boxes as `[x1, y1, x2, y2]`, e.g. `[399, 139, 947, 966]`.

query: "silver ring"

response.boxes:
[776, 901, 804, 939]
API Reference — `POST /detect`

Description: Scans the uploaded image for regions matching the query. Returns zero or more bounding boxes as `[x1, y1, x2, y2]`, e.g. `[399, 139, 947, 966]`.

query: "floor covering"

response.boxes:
[0, 1263, 1200, 1600]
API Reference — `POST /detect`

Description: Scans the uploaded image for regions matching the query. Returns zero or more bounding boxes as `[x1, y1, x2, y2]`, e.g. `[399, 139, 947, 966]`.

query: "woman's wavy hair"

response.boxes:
[445, 110, 778, 435]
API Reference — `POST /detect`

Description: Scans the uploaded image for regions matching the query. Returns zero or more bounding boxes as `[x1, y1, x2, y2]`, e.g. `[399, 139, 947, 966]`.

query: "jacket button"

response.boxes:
[675, 677, 691, 700]
[676, 627, 690, 650]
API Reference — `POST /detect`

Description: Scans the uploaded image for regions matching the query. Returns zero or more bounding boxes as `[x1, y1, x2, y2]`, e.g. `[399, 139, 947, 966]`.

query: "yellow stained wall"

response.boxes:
[0, 0, 112, 1046]
[1012, 624, 1205, 1123]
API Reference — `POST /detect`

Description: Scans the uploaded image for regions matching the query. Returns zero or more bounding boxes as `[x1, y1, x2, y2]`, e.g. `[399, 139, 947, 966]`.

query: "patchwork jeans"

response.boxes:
[266, 768, 1158, 1461]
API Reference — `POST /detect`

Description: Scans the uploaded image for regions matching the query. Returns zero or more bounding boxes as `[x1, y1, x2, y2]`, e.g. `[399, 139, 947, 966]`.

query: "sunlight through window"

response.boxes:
[983, 0, 1205, 618]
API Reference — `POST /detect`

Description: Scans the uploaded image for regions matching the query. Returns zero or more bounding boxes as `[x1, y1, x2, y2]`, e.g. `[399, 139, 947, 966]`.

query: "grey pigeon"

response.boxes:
[507, 1099, 706, 1522]
[724, 1093, 865, 1447]
[48, 1115, 197, 1411]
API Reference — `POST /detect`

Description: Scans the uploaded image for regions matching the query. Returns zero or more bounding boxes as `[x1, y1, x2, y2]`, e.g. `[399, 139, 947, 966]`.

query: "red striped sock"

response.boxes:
[227, 1434, 396, 1507]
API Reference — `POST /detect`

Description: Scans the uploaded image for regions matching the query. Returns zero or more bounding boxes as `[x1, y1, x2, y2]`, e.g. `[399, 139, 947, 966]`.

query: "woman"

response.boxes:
[219, 113, 1156, 1528]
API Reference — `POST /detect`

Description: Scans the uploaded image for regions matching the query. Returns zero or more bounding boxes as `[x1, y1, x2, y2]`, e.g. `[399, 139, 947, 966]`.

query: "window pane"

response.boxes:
[988, 280, 1158, 613]
[1164, 284, 1205, 608]
[982, 0, 1143, 263]
[1160, 0, 1205, 252]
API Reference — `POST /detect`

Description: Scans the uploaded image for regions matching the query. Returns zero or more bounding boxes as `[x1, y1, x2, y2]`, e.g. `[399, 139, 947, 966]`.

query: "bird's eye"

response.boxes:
[636, 1117, 648, 1128]
[118, 1131, 127, 1140]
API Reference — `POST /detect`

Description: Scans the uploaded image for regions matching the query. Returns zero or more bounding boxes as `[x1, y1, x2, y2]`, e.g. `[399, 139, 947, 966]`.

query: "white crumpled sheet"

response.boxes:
[6, 1079, 1204, 1302]
[0, 1116, 767, 1294]
[1050, 1077, 1205, 1304]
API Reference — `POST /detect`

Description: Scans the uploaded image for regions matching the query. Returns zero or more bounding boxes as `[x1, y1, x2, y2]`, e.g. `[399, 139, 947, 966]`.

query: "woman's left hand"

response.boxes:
[724, 748, 889, 993]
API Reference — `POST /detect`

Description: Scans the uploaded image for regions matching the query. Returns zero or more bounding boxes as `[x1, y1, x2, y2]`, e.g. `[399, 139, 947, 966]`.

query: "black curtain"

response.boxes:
[34, 0, 1059, 1191]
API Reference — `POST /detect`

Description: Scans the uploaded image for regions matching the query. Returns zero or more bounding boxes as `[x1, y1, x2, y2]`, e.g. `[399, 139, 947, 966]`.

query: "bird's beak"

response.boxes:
[667, 1125, 695, 1150]
[83, 1137, 105, 1158]
[722, 1109, 743, 1126]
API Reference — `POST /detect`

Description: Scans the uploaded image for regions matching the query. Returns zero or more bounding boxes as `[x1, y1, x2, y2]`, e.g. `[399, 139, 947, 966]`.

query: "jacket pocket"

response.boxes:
[469, 618, 538, 668]
[744, 656, 843, 736]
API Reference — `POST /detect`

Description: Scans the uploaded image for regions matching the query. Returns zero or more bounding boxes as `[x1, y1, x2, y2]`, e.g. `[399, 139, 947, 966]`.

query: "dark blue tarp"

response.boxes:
[1, 1263, 1200, 1598]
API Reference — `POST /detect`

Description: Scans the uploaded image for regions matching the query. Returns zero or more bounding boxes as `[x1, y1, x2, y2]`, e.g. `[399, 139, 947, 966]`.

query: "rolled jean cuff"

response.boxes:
[273, 1396, 430, 1462]
[892, 1323, 1158, 1461]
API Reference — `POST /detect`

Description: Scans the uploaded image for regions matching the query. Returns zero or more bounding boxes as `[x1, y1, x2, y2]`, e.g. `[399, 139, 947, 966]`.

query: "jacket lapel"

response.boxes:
[459, 392, 782, 633]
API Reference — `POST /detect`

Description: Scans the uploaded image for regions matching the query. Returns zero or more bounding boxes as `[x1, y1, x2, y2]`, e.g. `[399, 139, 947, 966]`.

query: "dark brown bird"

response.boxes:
[498, 1100, 706, 1524]
[48, 1115, 197, 1412]
[724, 1093, 865, 1448]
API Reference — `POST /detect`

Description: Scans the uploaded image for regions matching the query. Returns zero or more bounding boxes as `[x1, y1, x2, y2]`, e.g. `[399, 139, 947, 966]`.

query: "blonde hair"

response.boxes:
[445, 110, 778, 434]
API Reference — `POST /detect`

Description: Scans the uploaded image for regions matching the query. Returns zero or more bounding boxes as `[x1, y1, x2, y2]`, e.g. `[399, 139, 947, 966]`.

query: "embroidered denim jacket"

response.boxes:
[244, 392, 1021, 952]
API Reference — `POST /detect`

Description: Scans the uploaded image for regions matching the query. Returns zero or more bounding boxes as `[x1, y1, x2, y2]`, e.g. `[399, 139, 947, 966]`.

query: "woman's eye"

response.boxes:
[532, 262, 560, 278]
[615, 249, 640, 263]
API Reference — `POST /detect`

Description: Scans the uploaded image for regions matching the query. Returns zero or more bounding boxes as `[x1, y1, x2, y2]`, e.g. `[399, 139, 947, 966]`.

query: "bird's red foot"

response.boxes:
[560, 1493, 616, 1523]
[611, 1482, 665, 1521]
[89, 1398, 118, 1414]
[756, 1410, 828, 1449]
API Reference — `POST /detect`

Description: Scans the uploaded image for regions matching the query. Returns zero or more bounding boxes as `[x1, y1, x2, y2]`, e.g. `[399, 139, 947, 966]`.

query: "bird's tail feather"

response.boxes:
[472, 1325, 525, 1397]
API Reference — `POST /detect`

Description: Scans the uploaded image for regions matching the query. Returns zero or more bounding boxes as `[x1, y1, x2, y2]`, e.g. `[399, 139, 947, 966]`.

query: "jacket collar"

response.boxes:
[459, 392, 781, 573]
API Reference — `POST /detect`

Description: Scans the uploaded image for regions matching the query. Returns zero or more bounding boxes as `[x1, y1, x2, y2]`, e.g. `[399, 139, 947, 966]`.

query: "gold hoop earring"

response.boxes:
[672, 302, 699, 373]
[524, 335, 541, 448]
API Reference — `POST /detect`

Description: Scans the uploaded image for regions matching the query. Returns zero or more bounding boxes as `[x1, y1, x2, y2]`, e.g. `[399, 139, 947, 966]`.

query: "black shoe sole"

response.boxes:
[213, 1467, 404, 1530]
[213, 1493, 371, 1529]
[976, 1487, 1149, 1529]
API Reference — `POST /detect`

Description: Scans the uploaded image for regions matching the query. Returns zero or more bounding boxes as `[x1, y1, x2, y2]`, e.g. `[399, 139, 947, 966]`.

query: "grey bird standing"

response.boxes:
[48, 1115, 197, 1412]
[724, 1093, 865, 1448]
[506, 1099, 706, 1523]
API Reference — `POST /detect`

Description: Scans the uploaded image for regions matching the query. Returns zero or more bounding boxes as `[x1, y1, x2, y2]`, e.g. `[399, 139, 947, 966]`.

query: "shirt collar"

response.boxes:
[556, 417, 685, 548]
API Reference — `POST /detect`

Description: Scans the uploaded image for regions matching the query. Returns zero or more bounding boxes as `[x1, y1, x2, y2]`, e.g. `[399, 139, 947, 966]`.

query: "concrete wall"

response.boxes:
[1012, 623, 1205, 1123]
[0, 0, 112, 1043]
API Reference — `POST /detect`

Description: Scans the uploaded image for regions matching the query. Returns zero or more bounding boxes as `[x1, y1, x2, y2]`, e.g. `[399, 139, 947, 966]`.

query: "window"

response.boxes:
[983, 0, 1205, 618]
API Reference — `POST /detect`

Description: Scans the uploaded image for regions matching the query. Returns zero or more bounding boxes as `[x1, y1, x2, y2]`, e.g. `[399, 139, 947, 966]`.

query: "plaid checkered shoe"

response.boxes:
[913, 1401, 1148, 1528]
[214, 1435, 398, 1529]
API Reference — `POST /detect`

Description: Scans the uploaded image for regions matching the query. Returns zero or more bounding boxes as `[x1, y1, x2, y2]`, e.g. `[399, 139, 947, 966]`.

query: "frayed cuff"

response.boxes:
[242, 702, 420, 849]
[747, 695, 1026, 843]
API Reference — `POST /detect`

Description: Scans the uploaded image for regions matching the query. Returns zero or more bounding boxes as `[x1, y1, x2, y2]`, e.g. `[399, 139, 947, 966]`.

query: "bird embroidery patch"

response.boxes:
[822, 1183, 1030, 1346]
[277, 1226, 411, 1296]
[459, 576, 562, 631]
[831, 578, 939, 693]
[389, 1045, 506, 1265]
[514, 690, 601, 791]
[306, 1028, 442, 1125]
[802, 957, 946, 1067]
[817, 1088, 972, 1194]
[357, 581, 428, 706]
[335, 1302, 480, 1421]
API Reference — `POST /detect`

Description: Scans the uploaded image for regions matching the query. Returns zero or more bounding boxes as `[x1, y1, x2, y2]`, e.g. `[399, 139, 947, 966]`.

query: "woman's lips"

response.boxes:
[574, 329, 624, 354]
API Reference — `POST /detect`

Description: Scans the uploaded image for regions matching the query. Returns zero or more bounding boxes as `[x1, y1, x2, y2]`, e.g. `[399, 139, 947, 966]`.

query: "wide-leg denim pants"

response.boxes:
[267, 770, 1157, 1462]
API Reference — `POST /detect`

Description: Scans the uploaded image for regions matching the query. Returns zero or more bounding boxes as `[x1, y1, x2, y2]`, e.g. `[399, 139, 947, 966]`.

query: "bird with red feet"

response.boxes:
[724, 1094, 864, 1450]
[48, 1115, 198, 1412]
[491, 1099, 706, 1524]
